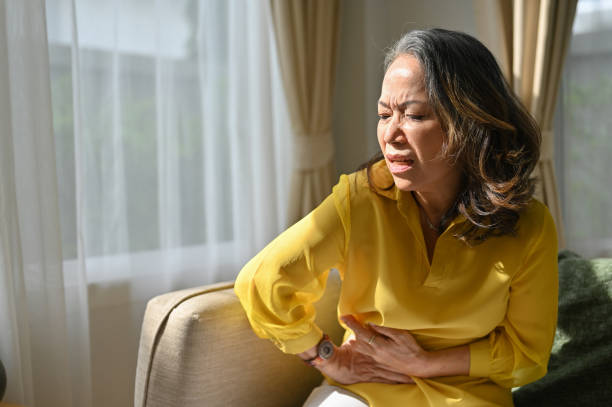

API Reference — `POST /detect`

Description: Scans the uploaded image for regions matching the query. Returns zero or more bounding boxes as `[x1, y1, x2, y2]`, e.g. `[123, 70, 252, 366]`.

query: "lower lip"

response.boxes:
[387, 159, 414, 174]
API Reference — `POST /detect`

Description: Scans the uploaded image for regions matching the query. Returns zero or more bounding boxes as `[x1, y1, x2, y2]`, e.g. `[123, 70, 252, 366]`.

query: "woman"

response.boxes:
[235, 29, 558, 406]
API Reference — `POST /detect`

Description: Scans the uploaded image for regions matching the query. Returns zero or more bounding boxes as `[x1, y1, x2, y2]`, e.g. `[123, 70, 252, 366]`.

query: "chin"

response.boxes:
[391, 175, 416, 192]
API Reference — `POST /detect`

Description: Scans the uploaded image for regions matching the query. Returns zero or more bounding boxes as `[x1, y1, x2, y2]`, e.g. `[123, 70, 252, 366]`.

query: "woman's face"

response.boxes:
[377, 54, 459, 193]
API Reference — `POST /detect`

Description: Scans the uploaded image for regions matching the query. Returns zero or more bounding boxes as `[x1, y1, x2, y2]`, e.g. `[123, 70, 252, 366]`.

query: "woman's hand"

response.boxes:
[340, 315, 432, 378]
[339, 315, 470, 379]
[314, 340, 414, 385]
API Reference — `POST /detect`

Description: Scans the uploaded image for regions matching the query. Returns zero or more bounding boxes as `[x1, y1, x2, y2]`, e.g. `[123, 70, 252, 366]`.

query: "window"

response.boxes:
[46, 0, 292, 290]
[555, 0, 612, 257]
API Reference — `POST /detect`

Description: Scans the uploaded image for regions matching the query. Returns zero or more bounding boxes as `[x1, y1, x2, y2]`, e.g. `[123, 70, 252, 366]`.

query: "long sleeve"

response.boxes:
[469, 204, 559, 388]
[234, 175, 351, 354]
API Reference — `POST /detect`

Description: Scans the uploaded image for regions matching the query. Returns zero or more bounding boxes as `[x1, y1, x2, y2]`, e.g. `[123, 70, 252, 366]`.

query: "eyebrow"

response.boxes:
[378, 100, 425, 109]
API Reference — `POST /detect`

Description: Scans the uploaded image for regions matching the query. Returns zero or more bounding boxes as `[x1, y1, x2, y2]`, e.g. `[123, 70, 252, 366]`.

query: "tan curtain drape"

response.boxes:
[269, 0, 340, 225]
[496, 0, 577, 247]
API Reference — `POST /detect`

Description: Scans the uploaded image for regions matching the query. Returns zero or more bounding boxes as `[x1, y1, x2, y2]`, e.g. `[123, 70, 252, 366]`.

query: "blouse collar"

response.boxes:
[368, 159, 467, 231]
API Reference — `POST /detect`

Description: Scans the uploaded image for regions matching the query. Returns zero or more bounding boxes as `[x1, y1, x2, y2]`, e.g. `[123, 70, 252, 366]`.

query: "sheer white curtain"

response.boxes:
[1, 0, 291, 406]
[47, 0, 291, 290]
[0, 0, 91, 406]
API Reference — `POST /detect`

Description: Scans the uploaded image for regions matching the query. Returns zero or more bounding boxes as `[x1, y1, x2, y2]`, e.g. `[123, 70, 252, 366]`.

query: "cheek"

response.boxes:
[376, 123, 386, 148]
[411, 125, 444, 157]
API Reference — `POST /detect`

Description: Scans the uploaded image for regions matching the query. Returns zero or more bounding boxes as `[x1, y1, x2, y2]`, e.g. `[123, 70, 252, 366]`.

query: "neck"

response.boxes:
[412, 180, 461, 228]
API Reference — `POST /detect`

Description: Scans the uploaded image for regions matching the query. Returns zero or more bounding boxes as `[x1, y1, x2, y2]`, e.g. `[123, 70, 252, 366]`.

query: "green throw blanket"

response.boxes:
[513, 250, 612, 406]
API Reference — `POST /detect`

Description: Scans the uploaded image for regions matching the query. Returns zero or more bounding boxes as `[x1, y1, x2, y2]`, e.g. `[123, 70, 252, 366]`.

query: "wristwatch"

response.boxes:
[302, 334, 334, 366]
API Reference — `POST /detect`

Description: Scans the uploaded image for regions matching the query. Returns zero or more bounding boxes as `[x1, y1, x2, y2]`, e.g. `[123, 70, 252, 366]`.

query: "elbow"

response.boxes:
[490, 357, 549, 388]
[234, 254, 272, 303]
[234, 256, 270, 320]
[485, 326, 554, 388]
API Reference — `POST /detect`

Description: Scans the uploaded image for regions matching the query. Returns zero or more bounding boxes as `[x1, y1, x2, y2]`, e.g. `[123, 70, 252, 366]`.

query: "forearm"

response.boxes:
[419, 345, 470, 378]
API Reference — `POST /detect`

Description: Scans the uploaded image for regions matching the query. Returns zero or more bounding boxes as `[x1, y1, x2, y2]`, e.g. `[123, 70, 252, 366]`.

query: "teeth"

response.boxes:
[388, 156, 413, 164]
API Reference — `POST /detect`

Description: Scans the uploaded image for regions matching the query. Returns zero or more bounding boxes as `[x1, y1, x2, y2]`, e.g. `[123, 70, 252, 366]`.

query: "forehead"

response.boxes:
[380, 55, 426, 100]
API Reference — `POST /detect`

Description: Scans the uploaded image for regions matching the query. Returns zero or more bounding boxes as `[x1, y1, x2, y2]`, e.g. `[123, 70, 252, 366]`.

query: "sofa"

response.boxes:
[134, 273, 344, 407]
[134, 252, 612, 407]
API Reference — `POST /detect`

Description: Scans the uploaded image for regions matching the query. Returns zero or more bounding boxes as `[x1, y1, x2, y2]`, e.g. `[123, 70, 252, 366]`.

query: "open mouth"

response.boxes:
[386, 155, 414, 174]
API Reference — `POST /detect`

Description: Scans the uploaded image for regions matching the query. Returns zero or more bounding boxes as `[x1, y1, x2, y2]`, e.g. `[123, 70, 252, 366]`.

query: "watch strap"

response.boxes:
[302, 334, 331, 366]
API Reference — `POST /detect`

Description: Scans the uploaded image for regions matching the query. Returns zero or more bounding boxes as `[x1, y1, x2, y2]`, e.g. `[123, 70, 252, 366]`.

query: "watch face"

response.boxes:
[318, 340, 334, 360]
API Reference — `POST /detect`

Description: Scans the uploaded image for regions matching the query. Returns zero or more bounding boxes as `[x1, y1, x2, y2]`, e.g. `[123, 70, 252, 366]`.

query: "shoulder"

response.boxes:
[333, 160, 396, 201]
[517, 199, 556, 233]
[331, 170, 367, 215]
[515, 198, 558, 252]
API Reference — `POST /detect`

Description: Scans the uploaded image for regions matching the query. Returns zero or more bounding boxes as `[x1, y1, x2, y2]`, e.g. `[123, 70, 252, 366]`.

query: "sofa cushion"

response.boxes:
[513, 250, 612, 406]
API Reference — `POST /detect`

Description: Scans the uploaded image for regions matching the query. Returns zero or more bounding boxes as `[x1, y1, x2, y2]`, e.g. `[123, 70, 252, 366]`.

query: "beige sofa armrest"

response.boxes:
[135, 271, 343, 407]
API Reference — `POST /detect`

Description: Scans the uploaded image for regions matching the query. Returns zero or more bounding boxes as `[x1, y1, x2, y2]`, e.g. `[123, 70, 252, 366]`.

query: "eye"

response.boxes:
[406, 114, 425, 121]
[377, 113, 391, 121]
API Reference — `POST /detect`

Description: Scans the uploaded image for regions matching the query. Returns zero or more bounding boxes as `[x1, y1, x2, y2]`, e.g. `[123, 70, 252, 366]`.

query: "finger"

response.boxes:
[370, 370, 413, 384]
[376, 368, 413, 384]
[367, 323, 403, 340]
[349, 337, 375, 356]
[347, 331, 390, 361]
[369, 376, 401, 384]
[340, 315, 372, 340]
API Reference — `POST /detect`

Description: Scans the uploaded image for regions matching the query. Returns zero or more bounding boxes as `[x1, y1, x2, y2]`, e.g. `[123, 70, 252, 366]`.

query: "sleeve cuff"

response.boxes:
[469, 337, 492, 377]
[273, 325, 324, 354]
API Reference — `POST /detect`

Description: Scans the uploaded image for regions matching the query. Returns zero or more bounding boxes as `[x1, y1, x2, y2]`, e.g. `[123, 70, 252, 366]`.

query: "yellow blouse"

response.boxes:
[235, 161, 558, 406]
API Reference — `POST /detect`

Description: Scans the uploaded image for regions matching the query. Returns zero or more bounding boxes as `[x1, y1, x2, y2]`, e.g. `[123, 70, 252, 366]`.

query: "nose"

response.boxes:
[383, 115, 406, 145]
